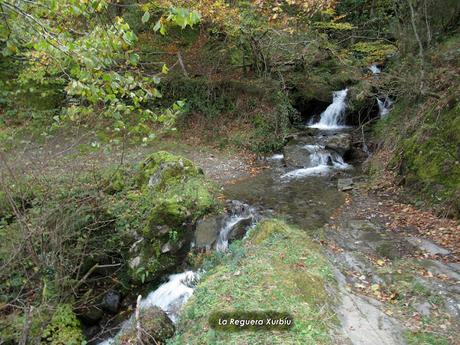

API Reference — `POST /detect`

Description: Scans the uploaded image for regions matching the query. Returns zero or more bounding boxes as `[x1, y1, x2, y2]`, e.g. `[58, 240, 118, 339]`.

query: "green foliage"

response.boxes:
[41, 304, 85, 345]
[335, 0, 395, 36]
[352, 41, 397, 63]
[0, 0, 197, 141]
[153, 7, 201, 35]
[0, 151, 220, 337]
[159, 77, 239, 119]
[250, 92, 297, 153]
[373, 78, 460, 216]
[393, 0, 460, 55]
[314, 21, 355, 31]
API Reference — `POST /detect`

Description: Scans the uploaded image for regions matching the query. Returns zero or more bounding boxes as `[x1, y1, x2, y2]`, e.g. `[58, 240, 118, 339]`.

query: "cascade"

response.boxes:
[309, 89, 348, 130]
[377, 98, 392, 118]
[368, 64, 381, 74]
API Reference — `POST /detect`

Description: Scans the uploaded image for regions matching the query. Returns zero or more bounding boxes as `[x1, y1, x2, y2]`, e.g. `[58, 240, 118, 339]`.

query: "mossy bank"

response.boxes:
[170, 219, 337, 345]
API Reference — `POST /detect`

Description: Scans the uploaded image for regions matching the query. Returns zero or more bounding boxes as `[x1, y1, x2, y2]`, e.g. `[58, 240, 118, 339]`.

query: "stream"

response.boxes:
[99, 88, 356, 344]
[99, 87, 459, 344]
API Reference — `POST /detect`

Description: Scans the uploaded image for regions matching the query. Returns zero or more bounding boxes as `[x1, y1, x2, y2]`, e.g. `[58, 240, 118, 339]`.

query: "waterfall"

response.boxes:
[281, 145, 350, 179]
[215, 201, 257, 252]
[98, 271, 198, 345]
[368, 64, 381, 74]
[215, 215, 247, 252]
[139, 271, 198, 323]
[309, 89, 348, 130]
[377, 98, 392, 118]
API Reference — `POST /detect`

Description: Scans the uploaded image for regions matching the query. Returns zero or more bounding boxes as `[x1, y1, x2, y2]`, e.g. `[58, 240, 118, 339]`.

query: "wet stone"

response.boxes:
[194, 216, 221, 250]
[228, 216, 254, 241]
[406, 236, 451, 256]
[101, 291, 121, 314]
[324, 133, 352, 155]
[338, 178, 354, 191]
[283, 144, 313, 168]
[415, 301, 432, 317]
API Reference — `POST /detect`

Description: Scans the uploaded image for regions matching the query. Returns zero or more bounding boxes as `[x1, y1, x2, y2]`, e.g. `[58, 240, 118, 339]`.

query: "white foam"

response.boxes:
[368, 64, 381, 74]
[309, 89, 349, 130]
[269, 153, 284, 160]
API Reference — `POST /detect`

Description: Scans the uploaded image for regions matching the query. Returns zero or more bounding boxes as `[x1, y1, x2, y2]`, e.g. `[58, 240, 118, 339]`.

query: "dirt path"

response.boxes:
[1, 131, 261, 185]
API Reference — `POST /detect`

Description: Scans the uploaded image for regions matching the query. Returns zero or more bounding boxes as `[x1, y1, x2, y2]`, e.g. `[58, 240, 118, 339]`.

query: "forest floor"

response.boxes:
[0, 130, 264, 185]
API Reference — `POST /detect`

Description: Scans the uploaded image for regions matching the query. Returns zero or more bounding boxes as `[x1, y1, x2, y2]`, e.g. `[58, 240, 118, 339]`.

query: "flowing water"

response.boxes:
[281, 144, 350, 179]
[377, 98, 392, 118]
[227, 89, 353, 228]
[98, 204, 258, 344]
[368, 64, 381, 74]
[98, 272, 198, 345]
[309, 89, 349, 130]
[215, 201, 258, 252]
[98, 89, 355, 344]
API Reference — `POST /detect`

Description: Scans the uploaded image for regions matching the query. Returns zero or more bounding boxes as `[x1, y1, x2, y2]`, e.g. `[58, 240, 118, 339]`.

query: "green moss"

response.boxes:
[170, 219, 336, 345]
[41, 304, 84, 345]
[372, 96, 460, 216]
[404, 331, 449, 345]
[247, 218, 290, 244]
[148, 197, 190, 228]
[352, 41, 397, 64]
[398, 103, 460, 212]
[137, 150, 202, 189]
[117, 152, 221, 283]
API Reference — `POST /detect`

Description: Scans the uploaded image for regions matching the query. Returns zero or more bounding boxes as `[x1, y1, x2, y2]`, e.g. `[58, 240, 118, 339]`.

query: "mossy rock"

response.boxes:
[115, 306, 175, 344]
[41, 304, 84, 345]
[347, 80, 375, 114]
[136, 151, 202, 190]
[128, 152, 221, 283]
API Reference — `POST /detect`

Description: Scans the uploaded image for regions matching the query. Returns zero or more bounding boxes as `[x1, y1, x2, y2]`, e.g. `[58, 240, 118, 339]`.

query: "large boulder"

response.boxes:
[194, 215, 222, 250]
[118, 306, 175, 344]
[136, 151, 202, 190]
[324, 133, 352, 155]
[125, 151, 222, 283]
[283, 144, 312, 168]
